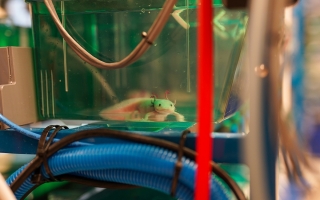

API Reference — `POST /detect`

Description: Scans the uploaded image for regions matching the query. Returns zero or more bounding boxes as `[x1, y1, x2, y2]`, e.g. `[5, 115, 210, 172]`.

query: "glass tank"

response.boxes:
[26, 0, 248, 129]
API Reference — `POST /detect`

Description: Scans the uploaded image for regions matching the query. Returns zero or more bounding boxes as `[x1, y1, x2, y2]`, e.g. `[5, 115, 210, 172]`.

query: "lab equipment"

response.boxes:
[0, 0, 251, 199]
[27, 0, 248, 127]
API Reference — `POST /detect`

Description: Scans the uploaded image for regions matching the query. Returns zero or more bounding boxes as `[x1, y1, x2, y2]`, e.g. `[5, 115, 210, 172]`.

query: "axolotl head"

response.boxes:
[153, 99, 176, 114]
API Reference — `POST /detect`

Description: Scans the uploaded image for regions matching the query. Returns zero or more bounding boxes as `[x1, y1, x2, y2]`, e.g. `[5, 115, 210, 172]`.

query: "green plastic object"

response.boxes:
[51, 187, 177, 200]
[0, 24, 33, 47]
[26, 0, 247, 128]
[32, 182, 68, 199]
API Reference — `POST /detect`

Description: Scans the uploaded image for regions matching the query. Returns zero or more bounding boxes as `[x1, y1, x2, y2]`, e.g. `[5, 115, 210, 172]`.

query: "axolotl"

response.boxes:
[99, 93, 184, 122]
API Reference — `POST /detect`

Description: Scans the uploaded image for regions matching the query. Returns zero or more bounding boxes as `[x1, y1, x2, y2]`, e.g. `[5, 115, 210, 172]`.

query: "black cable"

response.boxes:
[170, 130, 189, 197]
[21, 175, 138, 200]
[57, 175, 138, 189]
[10, 128, 246, 200]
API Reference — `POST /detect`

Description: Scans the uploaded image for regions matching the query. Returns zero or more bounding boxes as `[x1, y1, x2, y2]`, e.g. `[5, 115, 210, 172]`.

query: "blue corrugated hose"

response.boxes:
[7, 144, 232, 200]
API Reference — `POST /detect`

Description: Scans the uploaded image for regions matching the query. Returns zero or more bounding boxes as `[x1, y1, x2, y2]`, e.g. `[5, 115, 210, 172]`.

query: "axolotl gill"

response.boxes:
[99, 92, 184, 122]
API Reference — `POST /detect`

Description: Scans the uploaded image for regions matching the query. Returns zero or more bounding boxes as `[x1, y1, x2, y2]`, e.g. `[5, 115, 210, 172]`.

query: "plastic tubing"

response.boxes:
[75, 169, 230, 200]
[76, 170, 193, 200]
[0, 114, 42, 141]
[196, 0, 214, 198]
[0, 114, 84, 146]
[43, 0, 177, 69]
[7, 144, 231, 200]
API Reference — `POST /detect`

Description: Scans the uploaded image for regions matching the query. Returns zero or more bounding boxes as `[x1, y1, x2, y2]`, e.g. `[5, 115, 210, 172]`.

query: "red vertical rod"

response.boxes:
[195, 0, 213, 199]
